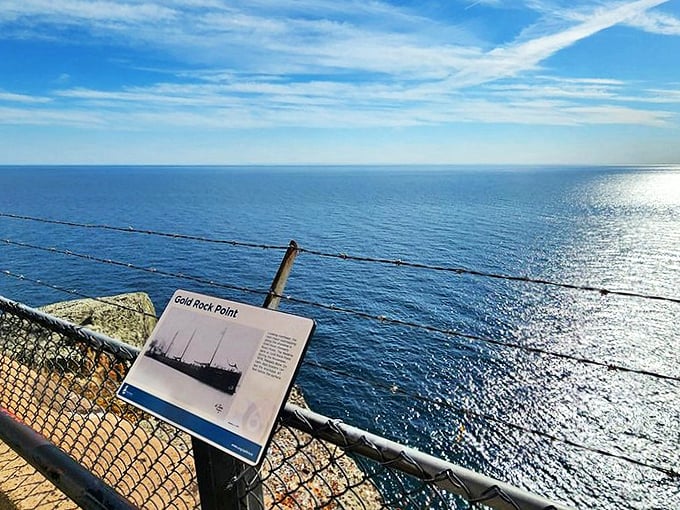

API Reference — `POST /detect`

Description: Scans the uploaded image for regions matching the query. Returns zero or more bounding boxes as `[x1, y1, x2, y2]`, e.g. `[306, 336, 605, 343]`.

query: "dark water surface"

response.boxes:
[1, 165, 679, 509]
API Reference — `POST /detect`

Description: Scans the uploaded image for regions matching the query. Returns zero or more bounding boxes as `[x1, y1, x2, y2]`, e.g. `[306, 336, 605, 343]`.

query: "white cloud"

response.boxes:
[0, 106, 105, 126]
[55, 73, 71, 85]
[450, 0, 672, 86]
[637, 87, 680, 103]
[18, 72, 663, 131]
[626, 9, 680, 34]
[1, 0, 178, 24]
[465, 0, 503, 9]
[0, 0, 478, 77]
[1, 0, 670, 84]
[531, 0, 680, 36]
[485, 80, 621, 100]
[0, 91, 51, 103]
[0, 0, 677, 134]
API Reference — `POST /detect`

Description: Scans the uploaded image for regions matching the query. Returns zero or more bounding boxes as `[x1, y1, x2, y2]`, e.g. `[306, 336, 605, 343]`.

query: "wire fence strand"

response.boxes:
[2, 212, 679, 305]
[0, 212, 289, 251]
[1, 269, 160, 320]
[1, 238, 269, 299]
[3, 238, 680, 385]
[303, 361, 680, 480]
[295, 248, 680, 305]
[2, 213, 678, 507]
[2, 268, 679, 482]
[279, 294, 680, 384]
[0, 292, 577, 510]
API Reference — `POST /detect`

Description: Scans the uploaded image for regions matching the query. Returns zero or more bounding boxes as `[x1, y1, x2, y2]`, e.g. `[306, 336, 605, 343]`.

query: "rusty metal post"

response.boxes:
[262, 240, 298, 310]
[193, 240, 300, 510]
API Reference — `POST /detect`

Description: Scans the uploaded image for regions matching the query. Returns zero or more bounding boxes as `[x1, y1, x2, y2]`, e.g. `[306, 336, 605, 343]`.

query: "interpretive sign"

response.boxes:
[117, 289, 315, 465]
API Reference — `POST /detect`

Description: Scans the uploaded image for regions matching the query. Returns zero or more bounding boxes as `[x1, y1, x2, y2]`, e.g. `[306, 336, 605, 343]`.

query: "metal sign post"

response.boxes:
[193, 240, 300, 510]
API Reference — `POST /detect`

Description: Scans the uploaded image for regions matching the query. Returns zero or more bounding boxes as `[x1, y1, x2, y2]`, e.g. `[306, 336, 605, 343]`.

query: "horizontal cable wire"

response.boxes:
[0, 212, 290, 250]
[2, 212, 679, 305]
[0, 294, 571, 510]
[3, 238, 680, 384]
[278, 294, 680, 384]
[3, 268, 679, 480]
[1, 238, 270, 299]
[0, 269, 160, 320]
[296, 248, 680, 305]
[304, 361, 680, 480]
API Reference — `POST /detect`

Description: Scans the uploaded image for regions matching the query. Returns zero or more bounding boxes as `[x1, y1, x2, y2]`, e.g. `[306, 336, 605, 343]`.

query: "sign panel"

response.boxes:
[117, 289, 315, 465]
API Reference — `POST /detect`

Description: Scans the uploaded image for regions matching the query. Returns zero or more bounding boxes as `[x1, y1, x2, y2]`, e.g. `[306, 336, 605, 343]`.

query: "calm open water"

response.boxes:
[1, 165, 679, 509]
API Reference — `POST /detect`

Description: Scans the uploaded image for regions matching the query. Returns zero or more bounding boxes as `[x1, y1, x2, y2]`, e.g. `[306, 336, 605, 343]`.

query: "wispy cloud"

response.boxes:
[626, 9, 680, 34]
[39, 73, 672, 130]
[637, 87, 680, 103]
[0, 0, 677, 132]
[531, 0, 680, 35]
[0, 106, 104, 126]
[1, 0, 474, 76]
[450, 0, 671, 86]
[2, 0, 177, 25]
[54, 73, 71, 85]
[484, 77, 623, 100]
[465, 0, 503, 10]
[0, 0, 672, 81]
[0, 90, 51, 103]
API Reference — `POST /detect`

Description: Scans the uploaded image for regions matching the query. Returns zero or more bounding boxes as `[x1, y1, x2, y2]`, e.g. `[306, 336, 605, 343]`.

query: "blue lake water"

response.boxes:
[1, 165, 679, 509]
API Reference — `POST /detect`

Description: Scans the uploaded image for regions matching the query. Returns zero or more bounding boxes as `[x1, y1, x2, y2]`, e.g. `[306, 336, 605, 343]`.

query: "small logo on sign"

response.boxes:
[243, 402, 262, 432]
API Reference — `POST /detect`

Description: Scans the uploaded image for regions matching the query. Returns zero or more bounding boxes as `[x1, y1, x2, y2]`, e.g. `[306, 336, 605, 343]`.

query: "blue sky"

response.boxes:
[1, 0, 679, 165]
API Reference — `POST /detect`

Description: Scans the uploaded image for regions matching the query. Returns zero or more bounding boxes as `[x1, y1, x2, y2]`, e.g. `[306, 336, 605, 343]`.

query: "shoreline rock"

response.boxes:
[39, 292, 157, 349]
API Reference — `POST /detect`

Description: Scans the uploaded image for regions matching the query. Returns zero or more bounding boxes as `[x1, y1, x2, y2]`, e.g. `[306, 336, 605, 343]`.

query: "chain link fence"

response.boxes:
[0, 295, 570, 510]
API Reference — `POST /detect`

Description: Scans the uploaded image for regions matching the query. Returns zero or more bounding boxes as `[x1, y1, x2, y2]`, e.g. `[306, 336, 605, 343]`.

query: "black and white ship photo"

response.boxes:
[143, 308, 264, 396]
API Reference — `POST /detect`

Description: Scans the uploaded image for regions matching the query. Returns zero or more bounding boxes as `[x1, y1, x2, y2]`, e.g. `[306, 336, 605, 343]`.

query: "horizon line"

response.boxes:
[1, 163, 678, 168]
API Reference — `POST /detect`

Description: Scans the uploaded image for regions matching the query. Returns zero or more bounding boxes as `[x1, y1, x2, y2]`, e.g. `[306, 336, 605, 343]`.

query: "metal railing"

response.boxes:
[0, 293, 573, 509]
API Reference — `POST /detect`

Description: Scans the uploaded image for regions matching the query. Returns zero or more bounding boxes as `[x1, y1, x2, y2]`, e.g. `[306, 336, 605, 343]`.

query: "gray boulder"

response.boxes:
[40, 292, 157, 349]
